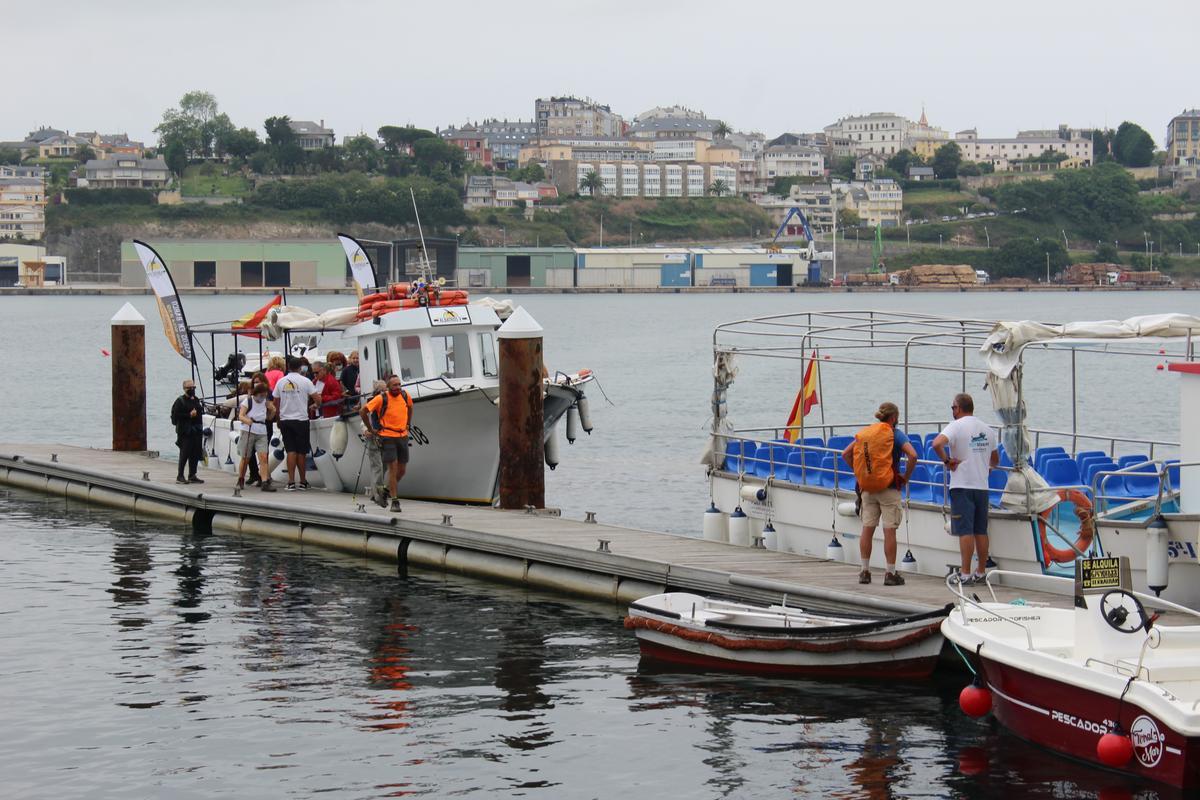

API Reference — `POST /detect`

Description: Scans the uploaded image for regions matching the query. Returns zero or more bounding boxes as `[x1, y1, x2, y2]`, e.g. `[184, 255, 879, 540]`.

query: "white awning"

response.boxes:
[260, 305, 360, 340]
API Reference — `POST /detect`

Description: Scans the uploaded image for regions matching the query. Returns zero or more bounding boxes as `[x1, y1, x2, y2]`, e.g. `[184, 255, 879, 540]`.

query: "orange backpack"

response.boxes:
[852, 422, 896, 493]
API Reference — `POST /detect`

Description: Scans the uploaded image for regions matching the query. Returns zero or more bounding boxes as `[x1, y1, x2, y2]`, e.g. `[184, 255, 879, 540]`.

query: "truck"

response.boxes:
[975, 270, 990, 284]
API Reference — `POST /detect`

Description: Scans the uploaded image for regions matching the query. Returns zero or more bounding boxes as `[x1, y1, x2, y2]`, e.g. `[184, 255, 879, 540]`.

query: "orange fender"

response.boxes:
[1037, 488, 1094, 565]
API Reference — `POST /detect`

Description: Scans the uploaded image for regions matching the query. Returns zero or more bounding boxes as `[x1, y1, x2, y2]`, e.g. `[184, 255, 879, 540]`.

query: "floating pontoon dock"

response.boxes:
[0, 444, 1066, 616]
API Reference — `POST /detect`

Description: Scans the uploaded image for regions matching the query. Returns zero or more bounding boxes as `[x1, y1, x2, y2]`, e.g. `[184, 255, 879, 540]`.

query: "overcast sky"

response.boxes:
[9, 0, 1197, 147]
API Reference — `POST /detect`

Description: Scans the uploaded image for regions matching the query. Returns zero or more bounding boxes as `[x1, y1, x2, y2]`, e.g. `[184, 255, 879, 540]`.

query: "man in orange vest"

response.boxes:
[359, 374, 414, 512]
[841, 402, 919, 586]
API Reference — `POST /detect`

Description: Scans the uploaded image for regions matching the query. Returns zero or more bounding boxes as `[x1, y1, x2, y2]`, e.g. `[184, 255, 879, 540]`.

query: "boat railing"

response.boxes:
[948, 571, 1040, 650]
[1089, 459, 1189, 521]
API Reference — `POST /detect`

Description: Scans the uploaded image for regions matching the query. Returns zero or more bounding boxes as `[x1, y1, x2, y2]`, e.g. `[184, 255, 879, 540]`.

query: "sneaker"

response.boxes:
[884, 572, 906, 586]
[390, 498, 402, 513]
[175, 477, 188, 485]
[858, 570, 871, 584]
[188, 476, 205, 484]
[951, 572, 975, 586]
[247, 477, 261, 487]
[260, 480, 277, 493]
[972, 572, 988, 585]
[372, 488, 388, 509]
[285, 483, 297, 491]
[298, 481, 310, 491]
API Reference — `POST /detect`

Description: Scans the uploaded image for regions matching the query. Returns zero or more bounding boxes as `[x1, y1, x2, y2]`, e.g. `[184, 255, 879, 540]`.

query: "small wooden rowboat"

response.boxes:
[625, 592, 950, 680]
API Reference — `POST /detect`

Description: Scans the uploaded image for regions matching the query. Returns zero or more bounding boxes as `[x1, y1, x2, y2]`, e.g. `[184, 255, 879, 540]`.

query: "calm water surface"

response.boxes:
[1, 291, 1194, 797]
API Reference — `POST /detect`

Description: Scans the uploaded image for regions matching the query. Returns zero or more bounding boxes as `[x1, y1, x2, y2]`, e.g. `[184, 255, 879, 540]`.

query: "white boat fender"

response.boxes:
[305, 453, 318, 472]
[544, 431, 560, 471]
[836, 500, 858, 517]
[702, 503, 728, 543]
[313, 447, 344, 493]
[270, 435, 281, 448]
[728, 506, 750, 547]
[1146, 515, 1169, 596]
[900, 549, 917, 573]
[826, 536, 843, 561]
[761, 520, 777, 551]
[577, 396, 593, 434]
[566, 405, 580, 444]
[330, 420, 349, 459]
[739, 484, 768, 503]
[268, 448, 285, 473]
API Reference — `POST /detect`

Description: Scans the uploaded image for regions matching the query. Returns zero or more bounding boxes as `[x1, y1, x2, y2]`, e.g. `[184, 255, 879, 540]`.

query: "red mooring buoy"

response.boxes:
[959, 679, 992, 717]
[1097, 730, 1134, 768]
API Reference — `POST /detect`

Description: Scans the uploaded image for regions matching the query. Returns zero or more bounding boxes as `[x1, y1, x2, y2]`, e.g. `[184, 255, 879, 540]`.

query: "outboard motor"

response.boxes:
[215, 352, 246, 384]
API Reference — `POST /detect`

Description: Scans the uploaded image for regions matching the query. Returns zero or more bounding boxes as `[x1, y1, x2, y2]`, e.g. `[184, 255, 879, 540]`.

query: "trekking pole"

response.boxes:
[349, 426, 371, 507]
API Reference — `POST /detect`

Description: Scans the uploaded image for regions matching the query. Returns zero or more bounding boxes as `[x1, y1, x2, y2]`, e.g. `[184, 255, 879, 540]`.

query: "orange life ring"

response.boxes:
[387, 282, 411, 300]
[1037, 488, 1095, 565]
[359, 292, 389, 307]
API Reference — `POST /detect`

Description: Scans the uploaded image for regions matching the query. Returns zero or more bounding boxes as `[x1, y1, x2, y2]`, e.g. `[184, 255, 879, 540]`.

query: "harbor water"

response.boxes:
[1, 291, 1191, 798]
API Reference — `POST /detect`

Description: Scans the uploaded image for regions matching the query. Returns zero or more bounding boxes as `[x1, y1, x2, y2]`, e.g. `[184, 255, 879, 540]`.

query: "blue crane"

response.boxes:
[770, 207, 824, 285]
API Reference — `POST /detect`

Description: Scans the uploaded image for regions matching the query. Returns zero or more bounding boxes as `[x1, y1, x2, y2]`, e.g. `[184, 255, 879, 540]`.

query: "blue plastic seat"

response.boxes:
[1165, 459, 1181, 492]
[928, 465, 947, 505]
[1034, 447, 1068, 473]
[743, 441, 767, 476]
[1076, 453, 1108, 480]
[818, 455, 838, 489]
[753, 442, 791, 478]
[785, 450, 813, 484]
[1074, 450, 1106, 468]
[988, 469, 1008, 507]
[923, 432, 941, 451]
[1037, 452, 1071, 478]
[1121, 463, 1161, 498]
[832, 454, 857, 492]
[906, 464, 933, 502]
[1117, 454, 1151, 469]
[801, 436, 824, 450]
[1084, 459, 1118, 494]
[1043, 458, 1082, 488]
[720, 441, 748, 472]
[827, 435, 854, 454]
[996, 444, 1014, 469]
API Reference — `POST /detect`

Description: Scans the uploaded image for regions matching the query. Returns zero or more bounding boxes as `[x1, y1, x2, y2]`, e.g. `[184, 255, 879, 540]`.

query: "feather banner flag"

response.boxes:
[132, 239, 193, 363]
[232, 294, 282, 338]
[784, 352, 819, 443]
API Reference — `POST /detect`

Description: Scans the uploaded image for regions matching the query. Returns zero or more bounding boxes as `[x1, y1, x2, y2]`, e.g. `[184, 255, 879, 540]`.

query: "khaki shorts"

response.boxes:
[861, 487, 902, 528]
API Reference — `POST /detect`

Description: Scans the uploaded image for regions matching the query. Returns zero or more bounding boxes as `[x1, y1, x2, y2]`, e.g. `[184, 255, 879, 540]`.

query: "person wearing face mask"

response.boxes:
[359, 374, 414, 512]
[236, 384, 278, 492]
[273, 356, 322, 490]
[171, 378, 206, 485]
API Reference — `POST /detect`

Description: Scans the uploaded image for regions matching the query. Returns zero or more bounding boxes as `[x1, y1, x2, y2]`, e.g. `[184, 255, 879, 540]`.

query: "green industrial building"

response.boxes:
[456, 247, 575, 288]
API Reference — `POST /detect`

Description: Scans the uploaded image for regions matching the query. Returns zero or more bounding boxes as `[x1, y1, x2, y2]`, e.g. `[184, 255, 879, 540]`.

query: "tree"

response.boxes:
[708, 178, 730, 197]
[74, 144, 95, 163]
[217, 127, 261, 161]
[932, 142, 962, 179]
[155, 90, 229, 158]
[886, 149, 920, 176]
[993, 237, 1068, 280]
[342, 136, 380, 172]
[509, 162, 545, 183]
[1092, 128, 1113, 163]
[1094, 241, 1121, 264]
[0, 147, 21, 165]
[412, 137, 465, 177]
[579, 170, 603, 197]
[837, 208, 860, 228]
[957, 161, 982, 177]
[163, 140, 188, 177]
[378, 125, 437, 153]
[831, 156, 855, 181]
[264, 116, 303, 174]
[713, 121, 732, 139]
[1112, 121, 1155, 168]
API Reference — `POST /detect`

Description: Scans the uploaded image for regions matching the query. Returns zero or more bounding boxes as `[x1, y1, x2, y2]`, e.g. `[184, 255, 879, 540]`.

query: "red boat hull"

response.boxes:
[637, 638, 941, 680]
[979, 657, 1200, 789]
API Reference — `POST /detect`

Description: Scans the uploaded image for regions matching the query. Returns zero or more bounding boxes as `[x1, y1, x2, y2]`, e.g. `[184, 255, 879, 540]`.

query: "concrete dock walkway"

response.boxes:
[0, 444, 1067, 616]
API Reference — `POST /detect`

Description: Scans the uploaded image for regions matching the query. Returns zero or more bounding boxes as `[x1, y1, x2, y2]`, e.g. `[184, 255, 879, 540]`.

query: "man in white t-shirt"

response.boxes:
[931, 393, 999, 584]
[272, 356, 321, 490]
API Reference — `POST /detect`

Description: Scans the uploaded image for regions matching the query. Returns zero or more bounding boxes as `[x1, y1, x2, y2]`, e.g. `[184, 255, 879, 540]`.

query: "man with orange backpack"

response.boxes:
[841, 402, 919, 586]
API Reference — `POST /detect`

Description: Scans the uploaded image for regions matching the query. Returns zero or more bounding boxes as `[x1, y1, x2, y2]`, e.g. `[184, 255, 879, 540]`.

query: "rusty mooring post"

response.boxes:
[497, 307, 544, 510]
[111, 302, 147, 451]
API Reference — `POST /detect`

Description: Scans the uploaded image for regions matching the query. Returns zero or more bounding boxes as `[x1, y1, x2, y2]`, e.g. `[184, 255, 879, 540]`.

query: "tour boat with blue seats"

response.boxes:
[942, 558, 1200, 789]
[702, 312, 1200, 610]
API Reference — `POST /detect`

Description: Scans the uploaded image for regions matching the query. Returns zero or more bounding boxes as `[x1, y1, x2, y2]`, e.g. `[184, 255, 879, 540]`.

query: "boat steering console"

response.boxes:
[1099, 589, 1151, 634]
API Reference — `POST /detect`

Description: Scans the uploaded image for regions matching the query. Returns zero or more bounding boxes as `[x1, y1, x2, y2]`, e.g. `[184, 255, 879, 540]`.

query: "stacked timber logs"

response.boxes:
[897, 265, 979, 287]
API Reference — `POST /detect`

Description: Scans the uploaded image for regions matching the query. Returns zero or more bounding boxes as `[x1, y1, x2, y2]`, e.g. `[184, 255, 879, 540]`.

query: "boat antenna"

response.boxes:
[410, 187, 434, 284]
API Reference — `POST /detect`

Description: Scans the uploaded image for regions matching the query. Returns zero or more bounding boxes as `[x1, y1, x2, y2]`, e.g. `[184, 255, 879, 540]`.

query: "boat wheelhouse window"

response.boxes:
[396, 335, 424, 381]
[374, 337, 392, 380]
[432, 333, 471, 379]
[478, 332, 497, 377]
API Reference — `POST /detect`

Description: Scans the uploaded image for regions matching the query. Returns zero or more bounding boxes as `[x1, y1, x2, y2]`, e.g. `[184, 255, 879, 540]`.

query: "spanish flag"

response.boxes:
[784, 352, 819, 442]
[232, 294, 281, 338]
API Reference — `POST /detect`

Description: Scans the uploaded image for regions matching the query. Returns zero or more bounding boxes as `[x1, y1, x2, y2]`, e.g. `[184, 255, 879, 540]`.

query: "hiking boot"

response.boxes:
[858, 570, 871, 584]
[285, 482, 297, 491]
[260, 480, 277, 493]
[372, 488, 388, 508]
[188, 476, 205, 484]
[390, 498, 402, 513]
[884, 572, 906, 586]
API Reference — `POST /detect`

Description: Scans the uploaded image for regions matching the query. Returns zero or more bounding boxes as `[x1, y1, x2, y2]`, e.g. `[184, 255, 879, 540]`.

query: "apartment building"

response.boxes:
[953, 129, 1093, 169]
[760, 145, 825, 181]
[1167, 110, 1200, 164]
[442, 126, 493, 167]
[0, 165, 46, 238]
[823, 110, 948, 156]
[626, 116, 721, 141]
[82, 156, 171, 189]
[535, 97, 624, 138]
[549, 160, 735, 198]
[464, 175, 555, 208]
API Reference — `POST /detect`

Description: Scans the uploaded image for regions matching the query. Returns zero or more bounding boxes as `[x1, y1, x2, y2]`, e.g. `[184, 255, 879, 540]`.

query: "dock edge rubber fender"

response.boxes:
[623, 615, 942, 653]
[1037, 488, 1095, 566]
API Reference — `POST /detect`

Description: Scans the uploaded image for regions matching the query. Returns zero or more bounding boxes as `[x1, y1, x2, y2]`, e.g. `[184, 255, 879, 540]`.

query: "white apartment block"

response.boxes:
[953, 130, 1093, 168]
[760, 145, 826, 181]
[823, 111, 948, 156]
[0, 166, 47, 238]
[568, 161, 734, 198]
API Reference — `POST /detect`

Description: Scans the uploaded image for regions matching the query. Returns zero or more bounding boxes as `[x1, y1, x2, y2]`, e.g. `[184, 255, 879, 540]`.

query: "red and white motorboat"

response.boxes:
[942, 560, 1200, 790]
[625, 592, 950, 680]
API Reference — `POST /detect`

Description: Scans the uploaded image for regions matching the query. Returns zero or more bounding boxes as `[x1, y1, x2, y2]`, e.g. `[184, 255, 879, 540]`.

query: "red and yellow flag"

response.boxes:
[232, 295, 281, 338]
[784, 352, 819, 442]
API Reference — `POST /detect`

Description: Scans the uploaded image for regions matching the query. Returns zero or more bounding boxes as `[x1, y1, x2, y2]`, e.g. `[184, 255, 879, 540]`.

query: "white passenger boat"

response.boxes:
[941, 558, 1200, 790]
[625, 591, 949, 680]
[193, 285, 593, 505]
[702, 312, 1200, 609]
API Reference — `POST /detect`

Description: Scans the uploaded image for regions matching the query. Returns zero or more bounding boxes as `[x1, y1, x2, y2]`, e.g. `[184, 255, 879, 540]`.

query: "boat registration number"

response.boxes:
[1166, 540, 1198, 561]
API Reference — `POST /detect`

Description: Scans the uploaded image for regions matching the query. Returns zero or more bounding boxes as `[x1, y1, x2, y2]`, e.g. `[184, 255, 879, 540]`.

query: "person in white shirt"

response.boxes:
[272, 356, 321, 490]
[236, 385, 277, 492]
[931, 393, 999, 584]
